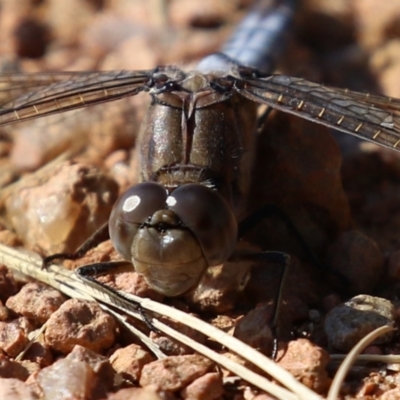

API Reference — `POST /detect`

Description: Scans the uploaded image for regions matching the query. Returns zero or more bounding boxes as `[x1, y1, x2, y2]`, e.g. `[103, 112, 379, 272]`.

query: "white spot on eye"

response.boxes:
[162, 235, 174, 244]
[122, 195, 141, 212]
[166, 196, 177, 207]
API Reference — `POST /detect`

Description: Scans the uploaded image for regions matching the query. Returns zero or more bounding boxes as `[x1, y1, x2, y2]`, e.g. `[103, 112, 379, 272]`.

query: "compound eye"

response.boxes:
[109, 182, 167, 260]
[167, 184, 237, 266]
[113, 182, 167, 224]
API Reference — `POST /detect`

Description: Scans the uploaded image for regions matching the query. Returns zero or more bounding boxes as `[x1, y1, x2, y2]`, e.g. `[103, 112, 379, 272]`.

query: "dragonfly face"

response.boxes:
[109, 182, 237, 296]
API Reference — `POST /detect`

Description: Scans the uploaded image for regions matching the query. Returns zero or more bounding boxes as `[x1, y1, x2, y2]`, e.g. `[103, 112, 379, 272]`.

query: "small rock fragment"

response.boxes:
[0, 377, 39, 400]
[0, 301, 8, 321]
[109, 343, 154, 383]
[67, 345, 115, 390]
[180, 372, 224, 400]
[12, 316, 35, 333]
[5, 161, 119, 254]
[44, 299, 116, 354]
[324, 295, 395, 352]
[36, 358, 105, 400]
[185, 256, 252, 313]
[22, 342, 53, 368]
[0, 265, 19, 302]
[107, 385, 176, 400]
[219, 352, 263, 378]
[150, 316, 206, 356]
[0, 355, 30, 380]
[98, 270, 164, 302]
[6, 282, 67, 324]
[0, 229, 21, 248]
[209, 315, 236, 332]
[381, 388, 400, 400]
[277, 339, 330, 393]
[63, 239, 119, 270]
[140, 354, 215, 392]
[233, 303, 274, 355]
[19, 360, 40, 378]
[0, 321, 29, 357]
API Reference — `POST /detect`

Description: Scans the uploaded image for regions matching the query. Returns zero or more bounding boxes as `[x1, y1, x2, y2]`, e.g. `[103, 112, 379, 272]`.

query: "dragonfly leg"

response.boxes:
[230, 249, 290, 359]
[77, 261, 156, 331]
[77, 259, 130, 278]
[41, 221, 110, 269]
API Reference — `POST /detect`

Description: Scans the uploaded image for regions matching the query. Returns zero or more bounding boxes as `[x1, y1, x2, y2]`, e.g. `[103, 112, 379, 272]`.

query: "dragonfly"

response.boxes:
[1, 0, 400, 299]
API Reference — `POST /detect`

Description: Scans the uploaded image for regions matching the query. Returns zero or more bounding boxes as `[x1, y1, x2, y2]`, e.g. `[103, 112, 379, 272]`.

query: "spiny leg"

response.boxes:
[230, 249, 291, 359]
[42, 222, 110, 269]
[76, 260, 156, 330]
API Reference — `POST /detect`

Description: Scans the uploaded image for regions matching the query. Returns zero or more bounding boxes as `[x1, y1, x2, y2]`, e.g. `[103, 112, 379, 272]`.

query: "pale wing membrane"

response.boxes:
[0, 73, 96, 114]
[2, 68, 400, 152]
[0, 72, 105, 104]
[332, 87, 400, 112]
[235, 74, 400, 151]
[0, 70, 154, 126]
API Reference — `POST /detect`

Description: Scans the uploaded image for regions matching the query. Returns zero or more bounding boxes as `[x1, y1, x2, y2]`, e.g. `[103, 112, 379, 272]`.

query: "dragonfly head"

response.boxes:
[109, 182, 238, 296]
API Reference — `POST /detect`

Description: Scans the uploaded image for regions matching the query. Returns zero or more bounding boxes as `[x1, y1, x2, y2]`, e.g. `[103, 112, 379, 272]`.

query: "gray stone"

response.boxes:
[324, 294, 395, 352]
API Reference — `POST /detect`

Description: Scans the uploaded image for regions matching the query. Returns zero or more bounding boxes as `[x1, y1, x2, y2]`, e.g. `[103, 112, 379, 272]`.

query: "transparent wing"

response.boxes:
[0, 70, 155, 125]
[331, 87, 400, 112]
[0, 72, 86, 102]
[235, 74, 400, 151]
[3, 67, 400, 153]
